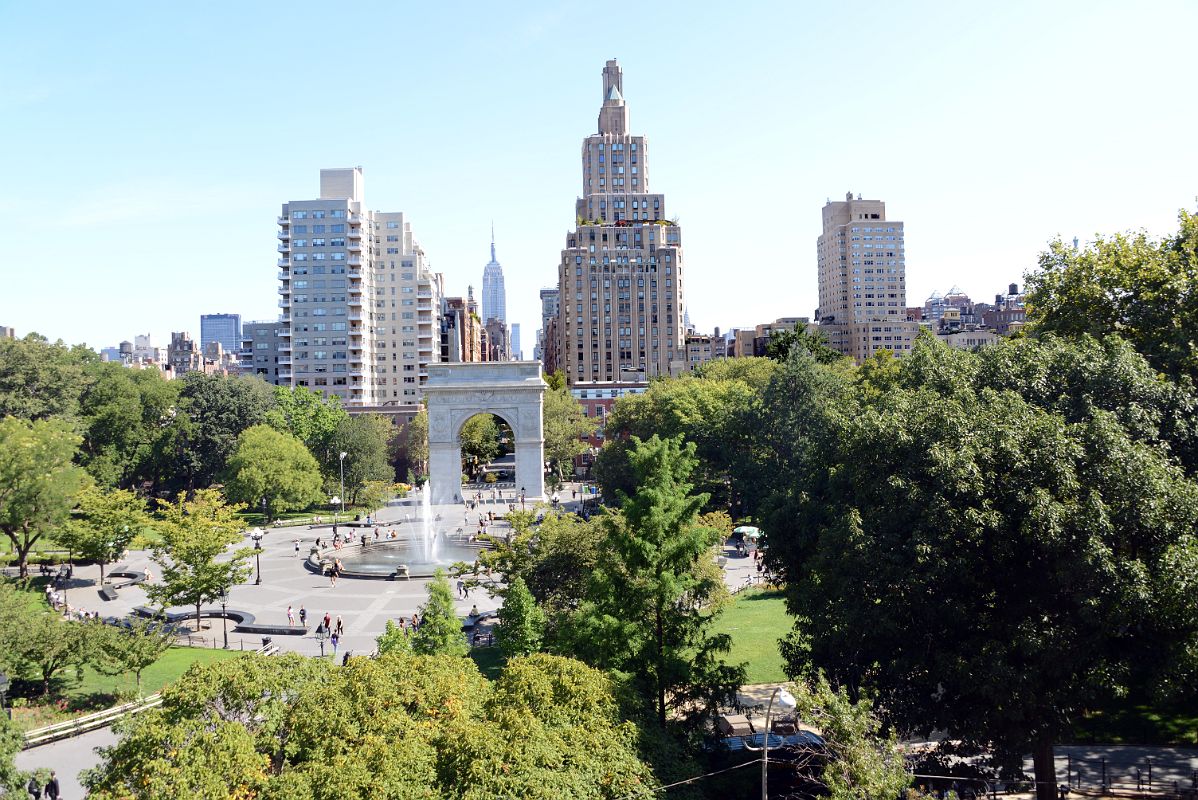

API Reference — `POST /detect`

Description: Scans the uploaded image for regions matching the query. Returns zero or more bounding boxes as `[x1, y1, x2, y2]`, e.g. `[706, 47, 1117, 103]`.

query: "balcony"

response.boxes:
[348, 227, 362, 239]
[347, 255, 361, 265]
[277, 284, 290, 294]
[277, 230, 290, 240]
[278, 327, 291, 337]
[277, 271, 288, 281]
[277, 243, 289, 253]
[278, 344, 291, 354]
[277, 216, 289, 225]
[349, 311, 363, 320]
[348, 214, 363, 223]
[279, 314, 292, 324]
[278, 298, 290, 308]
[348, 267, 362, 277]
[348, 296, 363, 307]
[278, 258, 289, 267]
[348, 240, 362, 252]
[277, 357, 292, 365]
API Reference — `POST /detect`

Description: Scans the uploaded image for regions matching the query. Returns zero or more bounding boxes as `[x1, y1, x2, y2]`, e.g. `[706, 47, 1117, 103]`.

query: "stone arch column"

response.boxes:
[423, 362, 547, 506]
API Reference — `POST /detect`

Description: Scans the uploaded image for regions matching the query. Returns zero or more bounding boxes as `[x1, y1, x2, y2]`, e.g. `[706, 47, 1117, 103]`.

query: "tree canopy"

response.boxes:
[85, 651, 657, 799]
[224, 425, 322, 521]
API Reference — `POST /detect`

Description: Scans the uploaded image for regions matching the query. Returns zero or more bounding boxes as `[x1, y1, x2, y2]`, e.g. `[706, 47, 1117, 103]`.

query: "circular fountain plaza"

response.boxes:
[305, 485, 494, 579]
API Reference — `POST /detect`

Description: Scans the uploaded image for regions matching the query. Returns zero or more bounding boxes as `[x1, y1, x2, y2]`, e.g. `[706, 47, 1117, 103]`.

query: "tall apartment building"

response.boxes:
[440, 290, 485, 363]
[482, 232, 507, 327]
[484, 318, 510, 361]
[510, 323, 521, 360]
[200, 313, 241, 355]
[0, 326, 14, 339]
[167, 331, 203, 375]
[816, 192, 918, 361]
[535, 287, 560, 363]
[557, 60, 686, 385]
[278, 168, 443, 406]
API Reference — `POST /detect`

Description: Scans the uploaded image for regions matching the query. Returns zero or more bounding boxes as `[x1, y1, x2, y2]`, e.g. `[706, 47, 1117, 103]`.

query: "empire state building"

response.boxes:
[481, 230, 506, 326]
[556, 59, 686, 385]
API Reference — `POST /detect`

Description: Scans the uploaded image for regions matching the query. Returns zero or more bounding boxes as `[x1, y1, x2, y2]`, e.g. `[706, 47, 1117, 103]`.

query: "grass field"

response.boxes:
[711, 589, 792, 684]
[10, 646, 242, 731]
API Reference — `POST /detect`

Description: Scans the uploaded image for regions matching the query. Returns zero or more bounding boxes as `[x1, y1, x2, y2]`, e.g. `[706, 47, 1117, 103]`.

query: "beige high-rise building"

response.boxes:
[557, 60, 685, 385]
[816, 192, 918, 360]
[278, 168, 443, 406]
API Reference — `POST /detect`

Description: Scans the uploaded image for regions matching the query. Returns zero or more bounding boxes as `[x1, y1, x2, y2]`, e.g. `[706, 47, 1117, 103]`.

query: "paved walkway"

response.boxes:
[16, 725, 115, 798]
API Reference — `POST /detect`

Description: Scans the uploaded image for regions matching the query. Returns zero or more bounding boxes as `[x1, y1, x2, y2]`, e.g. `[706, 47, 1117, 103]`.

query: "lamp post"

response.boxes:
[218, 589, 230, 649]
[339, 451, 348, 518]
[520, 487, 526, 511]
[315, 626, 328, 658]
[251, 529, 264, 585]
[330, 496, 341, 525]
[261, 497, 268, 524]
[741, 686, 798, 800]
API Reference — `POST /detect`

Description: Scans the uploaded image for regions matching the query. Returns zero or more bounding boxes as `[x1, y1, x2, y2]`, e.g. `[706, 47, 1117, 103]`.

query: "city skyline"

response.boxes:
[2, 2, 1196, 350]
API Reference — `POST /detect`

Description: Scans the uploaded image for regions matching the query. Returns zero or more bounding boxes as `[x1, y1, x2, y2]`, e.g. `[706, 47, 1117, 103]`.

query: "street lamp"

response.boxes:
[338, 451, 348, 518]
[741, 686, 798, 800]
[315, 625, 328, 658]
[260, 497, 268, 524]
[330, 496, 341, 525]
[218, 589, 230, 649]
[251, 529, 264, 585]
[520, 487, 526, 511]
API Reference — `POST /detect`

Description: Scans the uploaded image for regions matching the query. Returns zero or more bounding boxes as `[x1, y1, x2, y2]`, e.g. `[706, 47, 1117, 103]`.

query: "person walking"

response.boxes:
[26, 774, 41, 799]
[44, 771, 60, 800]
[456, 579, 466, 599]
[329, 562, 338, 588]
[287, 605, 295, 626]
[323, 612, 331, 632]
[335, 615, 344, 637]
[330, 631, 339, 657]
[294, 539, 301, 557]
[299, 605, 307, 627]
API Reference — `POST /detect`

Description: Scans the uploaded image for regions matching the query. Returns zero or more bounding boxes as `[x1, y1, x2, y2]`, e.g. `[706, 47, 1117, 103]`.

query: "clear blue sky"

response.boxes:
[2, 1, 1195, 351]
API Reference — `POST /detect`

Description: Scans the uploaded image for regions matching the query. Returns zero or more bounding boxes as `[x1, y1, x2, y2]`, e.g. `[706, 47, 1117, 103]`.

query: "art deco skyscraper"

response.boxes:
[481, 229, 506, 326]
[816, 192, 918, 361]
[556, 60, 686, 385]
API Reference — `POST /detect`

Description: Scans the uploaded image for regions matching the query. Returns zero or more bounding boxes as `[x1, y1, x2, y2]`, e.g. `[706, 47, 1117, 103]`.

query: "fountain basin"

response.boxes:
[304, 536, 491, 580]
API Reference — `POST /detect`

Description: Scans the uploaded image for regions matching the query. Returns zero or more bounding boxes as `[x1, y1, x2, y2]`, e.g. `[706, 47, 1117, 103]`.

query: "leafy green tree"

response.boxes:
[403, 406, 428, 482]
[1024, 210, 1198, 382]
[413, 569, 467, 657]
[264, 385, 348, 459]
[77, 363, 180, 489]
[175, 372, 277, 491]
[765, 322, 845, 364]
[543, 382, 596, 488]
[594, 372, 759, 509]
[93, 618, 175, 696]
[5, 612, 97, 696]
[575, 435, 744, 729]
[86, 650, 654, 799]
[788, 676, 910, 800]
[223, 425, 322, 522]
[458, 413, 501, 472]
[767, 357, 1198, 800]
[144, 490, 252, 632]
[494, 577, 545, 659]
[0, 417, 90, 577]
[57, 485, 147, 582]
[375, 618, 413, 657]
[0, 712, 27, 795]
[0, 333, 93, 422]
[327, 413, 395, 503]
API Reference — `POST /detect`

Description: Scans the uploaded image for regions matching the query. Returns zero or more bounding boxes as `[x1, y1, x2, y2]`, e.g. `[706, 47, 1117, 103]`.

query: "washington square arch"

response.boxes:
[423, 362, 547, 505]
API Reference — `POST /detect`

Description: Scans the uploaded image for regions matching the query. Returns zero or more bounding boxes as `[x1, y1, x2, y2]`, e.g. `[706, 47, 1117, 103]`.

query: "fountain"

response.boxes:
[308, 480, 486, 579]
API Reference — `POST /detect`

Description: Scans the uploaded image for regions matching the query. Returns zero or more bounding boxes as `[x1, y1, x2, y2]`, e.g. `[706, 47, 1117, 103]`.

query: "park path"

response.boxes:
[16, 725, 116, 798]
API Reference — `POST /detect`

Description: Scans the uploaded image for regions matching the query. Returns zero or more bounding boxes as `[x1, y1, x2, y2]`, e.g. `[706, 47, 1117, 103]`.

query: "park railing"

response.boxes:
[22, 693, 163, 749]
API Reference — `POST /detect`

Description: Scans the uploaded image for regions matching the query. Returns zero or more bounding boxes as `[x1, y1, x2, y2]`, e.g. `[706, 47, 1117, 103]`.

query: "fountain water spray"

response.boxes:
[421, 482, 439, 563]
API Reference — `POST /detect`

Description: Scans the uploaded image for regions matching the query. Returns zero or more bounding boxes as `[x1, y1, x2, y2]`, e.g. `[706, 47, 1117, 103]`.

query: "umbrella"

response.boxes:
[733, 525, 762, 538]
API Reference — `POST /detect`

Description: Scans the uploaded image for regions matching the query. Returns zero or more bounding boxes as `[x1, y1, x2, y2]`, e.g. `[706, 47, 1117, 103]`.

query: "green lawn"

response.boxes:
[469, 645, 504, 680]
[11, 646, 242, 731]
[711, 589, 791, 684]
[1069, 693, 1198, 746]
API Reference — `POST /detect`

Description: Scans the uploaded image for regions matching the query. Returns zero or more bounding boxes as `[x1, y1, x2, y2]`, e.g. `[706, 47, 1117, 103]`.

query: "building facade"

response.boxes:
[557, 60, 686, 386]
[484, 318, 510, 361]
[200, 313, 242, 355]
[440, 290, 485, 363]
[535, 287, 560, 364]
[510, 323, 521, 360]
[278, 168, 443, 406]
[239, 320, 288, 385]
[816, 192, 918, 361]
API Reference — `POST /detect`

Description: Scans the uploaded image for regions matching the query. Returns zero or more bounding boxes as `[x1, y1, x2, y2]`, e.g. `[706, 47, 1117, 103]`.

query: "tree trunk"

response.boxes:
[1032, 736, 1057, 800]
[655, 605, 666, 727]
[99, 559, 106, 584]
[196, 602, 203, 636]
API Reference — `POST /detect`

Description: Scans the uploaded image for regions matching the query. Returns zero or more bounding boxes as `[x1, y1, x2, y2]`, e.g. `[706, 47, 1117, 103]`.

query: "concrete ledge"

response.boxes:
[132, 606, 308, 636]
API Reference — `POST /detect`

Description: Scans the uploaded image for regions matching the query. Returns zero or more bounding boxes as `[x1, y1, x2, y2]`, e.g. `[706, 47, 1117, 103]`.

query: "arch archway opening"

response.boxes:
[458, 412, 515, 486]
